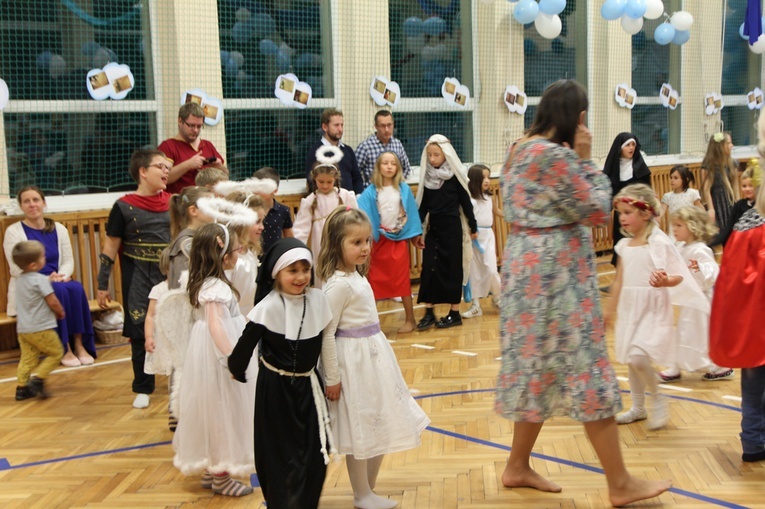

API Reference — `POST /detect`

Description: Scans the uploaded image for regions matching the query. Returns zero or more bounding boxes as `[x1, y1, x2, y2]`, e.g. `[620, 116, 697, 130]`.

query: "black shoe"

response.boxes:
[15, 386, 36, 401]
[416, 314, 437, 330]
[436, 314, 462, 328]
[28, 376, 49, 399]
[743, 450, 765, 462]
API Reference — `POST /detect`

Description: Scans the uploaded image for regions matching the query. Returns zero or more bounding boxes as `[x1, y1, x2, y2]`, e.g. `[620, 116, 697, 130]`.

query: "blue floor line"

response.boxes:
[0, 342, 128, 367]
[1, 389, 748, 508]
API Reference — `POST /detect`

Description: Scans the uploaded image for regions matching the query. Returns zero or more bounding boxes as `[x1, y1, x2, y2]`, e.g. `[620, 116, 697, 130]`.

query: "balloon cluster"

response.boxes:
[601, 0, 692, 46]
[738, 18, 765, 54]
[508, 0, 567, 40]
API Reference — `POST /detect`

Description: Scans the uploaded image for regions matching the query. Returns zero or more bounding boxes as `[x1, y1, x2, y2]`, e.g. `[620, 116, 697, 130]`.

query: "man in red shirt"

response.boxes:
[159, 103, 227, 194]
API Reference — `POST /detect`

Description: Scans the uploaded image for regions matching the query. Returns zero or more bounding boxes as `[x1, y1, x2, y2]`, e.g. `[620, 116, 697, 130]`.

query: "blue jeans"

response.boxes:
[740, 365, 765, 454]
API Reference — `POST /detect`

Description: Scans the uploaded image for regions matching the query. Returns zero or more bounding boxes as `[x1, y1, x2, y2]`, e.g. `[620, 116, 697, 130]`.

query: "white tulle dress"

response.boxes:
[172, 278, 256, 476]
[323, 270, 430, 459]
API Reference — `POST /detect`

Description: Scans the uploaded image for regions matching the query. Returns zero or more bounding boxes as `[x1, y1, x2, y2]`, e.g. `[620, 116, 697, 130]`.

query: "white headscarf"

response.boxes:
[416, 134, 469, 205]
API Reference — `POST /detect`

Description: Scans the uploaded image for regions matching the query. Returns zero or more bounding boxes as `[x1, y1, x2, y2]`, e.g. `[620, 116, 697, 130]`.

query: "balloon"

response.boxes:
[644, 0, 664, 19]
[621, 14, 644, 35]
[253, 13, 276, 37]
[624, 0, 646, 19]
[751, 34, 765, 54]
[654, 22, 676, 45]
[275, 51, 291, 73]
[81, 42, 100, 56]
[49, 54, 67, 78]
[231, 21, 254, 43]
[403, 17, 424, 37]
[535, 13, 562, 39]
[36, 51, 53, 69]
[513, 0, 539, 25]
[601, 0, 627, 21]
[671, 29, 690, 45]
[229, 51, 245, 68]
[670, 11, 693, 31]
[220, 51, 230, 64]
[740, 22, 749, 40]
[259, 39, 279, 55]
[423, 16, 446, 36]
[235, 7, 251, 23]
[225, 58, 239, 78]
[538, 0, 566, 16]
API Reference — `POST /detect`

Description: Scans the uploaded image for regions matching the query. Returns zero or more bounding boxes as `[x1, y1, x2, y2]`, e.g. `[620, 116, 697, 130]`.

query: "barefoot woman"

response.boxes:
[496, 80, 670, 506]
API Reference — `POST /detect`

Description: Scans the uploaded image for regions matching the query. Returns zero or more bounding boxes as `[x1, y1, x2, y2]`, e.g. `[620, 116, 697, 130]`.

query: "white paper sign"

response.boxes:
[441, 77, 470, 108]
[370, 76, 401, 107]
[86, 62, 134, 101]
[274, 73, 313, 109]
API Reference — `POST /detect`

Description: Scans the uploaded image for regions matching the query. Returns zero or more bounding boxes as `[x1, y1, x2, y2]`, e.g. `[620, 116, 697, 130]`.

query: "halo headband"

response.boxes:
[195, 196, 260, 227]
[214, 177, 278, 198]
[614, 196, 659, 217]
[271, 248, 313, 278]
[315, 145, 343, 167]
[216, 223, 230, 256]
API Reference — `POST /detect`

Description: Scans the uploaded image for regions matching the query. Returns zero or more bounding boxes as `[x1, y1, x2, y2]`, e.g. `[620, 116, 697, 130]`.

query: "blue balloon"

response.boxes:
[624, 0, 646, 19]
[220, 50, 230, 64]
[275, 51, 291, 73]
[231, 21, 254, 44]
[538, 0, 566, 15]
[225, 57, 239, 78]
[403, 17, 424, 37]
[252, 13, 276, 38]
[259, 39, 279, 55]
[513, 0, 539, 25]
[600, 0, 627, 21]
[654, 22, 676, 45]
[671, 29, 690, 45]
[423, 16, 446, 36]
[36, 51, 52, 69]
[81, 42, 101, 56]
[740, 22, 748, 40]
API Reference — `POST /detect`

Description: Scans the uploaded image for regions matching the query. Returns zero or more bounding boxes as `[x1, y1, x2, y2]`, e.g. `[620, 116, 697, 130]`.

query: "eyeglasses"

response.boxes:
[147, 163, 171, 172]
[182, 120, 204, 130]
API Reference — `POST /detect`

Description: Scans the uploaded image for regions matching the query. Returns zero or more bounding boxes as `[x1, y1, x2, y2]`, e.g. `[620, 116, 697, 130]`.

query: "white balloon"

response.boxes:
[621, 14, 644, 35]
[534, 12, 562, 39]
[670, 11, 694, 31]
[644, 0, 664, 20]
[751, 34, 765, 54]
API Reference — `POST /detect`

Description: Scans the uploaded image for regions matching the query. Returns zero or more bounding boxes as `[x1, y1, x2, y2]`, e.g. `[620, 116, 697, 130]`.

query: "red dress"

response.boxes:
[709, 211, 765, 368]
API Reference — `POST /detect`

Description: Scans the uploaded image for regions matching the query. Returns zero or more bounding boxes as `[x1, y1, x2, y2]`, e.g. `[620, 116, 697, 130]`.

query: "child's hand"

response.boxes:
[411, 235, 425, 249]
[325, 383, 341, 401]
[470, 232, 478, 241]
[145, 337, 155, 353]
[649, 269, 669, 287]
[688, 259, 699, 272]
[55, 310, 65, 320]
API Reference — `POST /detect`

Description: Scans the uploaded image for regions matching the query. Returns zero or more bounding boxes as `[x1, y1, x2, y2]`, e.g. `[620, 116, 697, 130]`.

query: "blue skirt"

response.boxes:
[53, 280, 96, 357]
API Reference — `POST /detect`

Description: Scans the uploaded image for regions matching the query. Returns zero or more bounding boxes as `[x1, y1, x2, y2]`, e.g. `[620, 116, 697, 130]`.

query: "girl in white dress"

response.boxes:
[172, 223, 256, 497]
[660, 165, 703, 239]
[659, 207, 733, 382]
[293, 160, 357, 286]
[224, 191, 266, 315]
[317, 207, 430, 509]
[462, 165, 501, 318]
[604, 184, 708, 430]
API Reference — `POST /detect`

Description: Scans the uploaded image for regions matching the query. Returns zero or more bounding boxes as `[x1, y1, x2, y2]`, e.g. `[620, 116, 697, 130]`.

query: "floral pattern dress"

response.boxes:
[495, 139, 622, 422]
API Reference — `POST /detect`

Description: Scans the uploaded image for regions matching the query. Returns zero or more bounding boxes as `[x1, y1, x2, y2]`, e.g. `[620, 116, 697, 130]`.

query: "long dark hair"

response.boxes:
[467, 164, 490, 200]
[187, 223, 239, 307]
[526, 80, 589, 148]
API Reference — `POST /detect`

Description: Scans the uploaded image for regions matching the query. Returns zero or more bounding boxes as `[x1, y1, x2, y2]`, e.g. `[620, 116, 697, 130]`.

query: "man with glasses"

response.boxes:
[356, 110, 412, 188]
[160, 103, 226, 194]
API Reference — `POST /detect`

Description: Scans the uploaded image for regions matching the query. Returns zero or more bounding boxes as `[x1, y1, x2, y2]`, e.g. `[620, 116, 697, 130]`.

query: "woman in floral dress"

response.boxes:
[495, 79, 670, 507]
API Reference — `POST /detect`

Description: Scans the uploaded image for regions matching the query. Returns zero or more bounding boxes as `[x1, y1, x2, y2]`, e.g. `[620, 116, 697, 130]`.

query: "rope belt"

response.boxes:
[259, 356, 337, 464]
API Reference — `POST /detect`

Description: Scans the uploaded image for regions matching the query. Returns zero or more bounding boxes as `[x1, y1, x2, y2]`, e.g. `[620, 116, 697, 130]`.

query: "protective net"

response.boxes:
[0, 0, 761, 197]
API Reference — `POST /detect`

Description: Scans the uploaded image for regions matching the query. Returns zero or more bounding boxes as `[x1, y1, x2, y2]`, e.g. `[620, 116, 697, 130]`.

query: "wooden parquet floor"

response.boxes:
[0, 257, 763, 508]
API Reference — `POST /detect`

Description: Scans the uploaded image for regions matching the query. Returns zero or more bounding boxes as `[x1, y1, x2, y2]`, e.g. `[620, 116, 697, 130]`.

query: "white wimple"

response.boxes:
[196, 196, 259, 226]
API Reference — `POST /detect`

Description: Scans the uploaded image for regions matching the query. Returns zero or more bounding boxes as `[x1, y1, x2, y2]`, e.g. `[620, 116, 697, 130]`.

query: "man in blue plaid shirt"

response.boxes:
[355, 110, 412, 188]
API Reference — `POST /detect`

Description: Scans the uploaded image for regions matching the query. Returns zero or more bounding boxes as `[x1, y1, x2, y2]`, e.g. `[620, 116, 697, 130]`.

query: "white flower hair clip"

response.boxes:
[213, 177, 277, 197]
[196, 196, 260, 227]
[315, 145, 343, 167]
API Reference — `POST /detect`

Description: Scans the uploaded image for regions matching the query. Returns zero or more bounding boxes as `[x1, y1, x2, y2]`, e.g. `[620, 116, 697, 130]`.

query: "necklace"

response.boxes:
[280, 292, 307, 383]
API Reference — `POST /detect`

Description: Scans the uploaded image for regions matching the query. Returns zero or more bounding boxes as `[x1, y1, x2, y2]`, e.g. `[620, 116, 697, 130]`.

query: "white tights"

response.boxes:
[626, 353, 658, 410]
[346, 455, 397, 509]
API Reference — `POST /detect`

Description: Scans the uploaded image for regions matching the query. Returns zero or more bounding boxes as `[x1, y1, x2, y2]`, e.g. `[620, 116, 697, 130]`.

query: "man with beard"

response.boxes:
[160, 103, 227, 194]
[304, 108, 363, 194]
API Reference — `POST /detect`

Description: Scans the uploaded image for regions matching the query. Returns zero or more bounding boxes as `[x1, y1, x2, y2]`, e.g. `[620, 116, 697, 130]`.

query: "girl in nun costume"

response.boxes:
[228, 238, 335, 508]
[602, 132, 652, 267]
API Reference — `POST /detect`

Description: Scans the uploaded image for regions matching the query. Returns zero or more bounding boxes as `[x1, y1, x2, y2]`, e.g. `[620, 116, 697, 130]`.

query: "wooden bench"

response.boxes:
[0, 211, 123, 351]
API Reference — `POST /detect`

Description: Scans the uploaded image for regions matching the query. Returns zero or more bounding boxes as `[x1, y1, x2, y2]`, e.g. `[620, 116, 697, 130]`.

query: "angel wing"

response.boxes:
[155, 288, 194, 418]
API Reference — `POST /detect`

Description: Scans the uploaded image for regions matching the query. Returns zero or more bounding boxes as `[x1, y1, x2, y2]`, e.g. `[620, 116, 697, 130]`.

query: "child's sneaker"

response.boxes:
[28, 377, 49, 399]
[615, 407, 647, 424]
[15, 386, 36, 401]
[702, 368, 734, 381]
[648, 394, 669, 430]
[461, 303, 482, 318]
[658, 370, 681, 383]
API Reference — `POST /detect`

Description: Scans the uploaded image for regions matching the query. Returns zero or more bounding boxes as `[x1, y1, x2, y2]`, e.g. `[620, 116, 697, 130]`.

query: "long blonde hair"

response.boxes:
[224, 191, 265, 256]
[613, 183, 661, 242]
[316, 207, 371, 282]
[371, 152, 403, 189]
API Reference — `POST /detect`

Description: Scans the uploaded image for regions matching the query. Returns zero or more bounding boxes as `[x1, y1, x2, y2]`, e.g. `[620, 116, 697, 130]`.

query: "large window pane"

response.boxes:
[0, 0, 154, 101]
[217, 1, 332, 99]
[393, 112, 473, 165]
[5, 112, 155, 196]
[631, 105, 672, 155]
[389, 0, 471, 98]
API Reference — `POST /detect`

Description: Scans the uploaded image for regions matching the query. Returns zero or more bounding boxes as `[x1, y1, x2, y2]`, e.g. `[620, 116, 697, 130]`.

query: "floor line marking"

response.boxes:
[452, 350, 477, 357]
[411, 344, 435, 350]
[0, 356, 132, 384]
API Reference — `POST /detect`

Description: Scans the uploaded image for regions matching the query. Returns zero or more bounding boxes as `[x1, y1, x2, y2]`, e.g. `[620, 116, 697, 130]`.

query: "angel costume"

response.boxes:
[228, 238, 334, 508]
[292, 187, 357, 286]
[468, 195, 501, 300]
[172, 278, 255, 477]
[227, 249, 259, 316]
[614, 228, 709, 366]
[323, 270, 430, 458]
[416, 135, 477, 304]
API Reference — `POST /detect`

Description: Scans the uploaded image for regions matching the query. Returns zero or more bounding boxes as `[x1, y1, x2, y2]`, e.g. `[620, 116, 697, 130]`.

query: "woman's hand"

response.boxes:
[325, 382, 341, 401]
[572, 124, 592, 160]
[49, 272, 70, 283]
